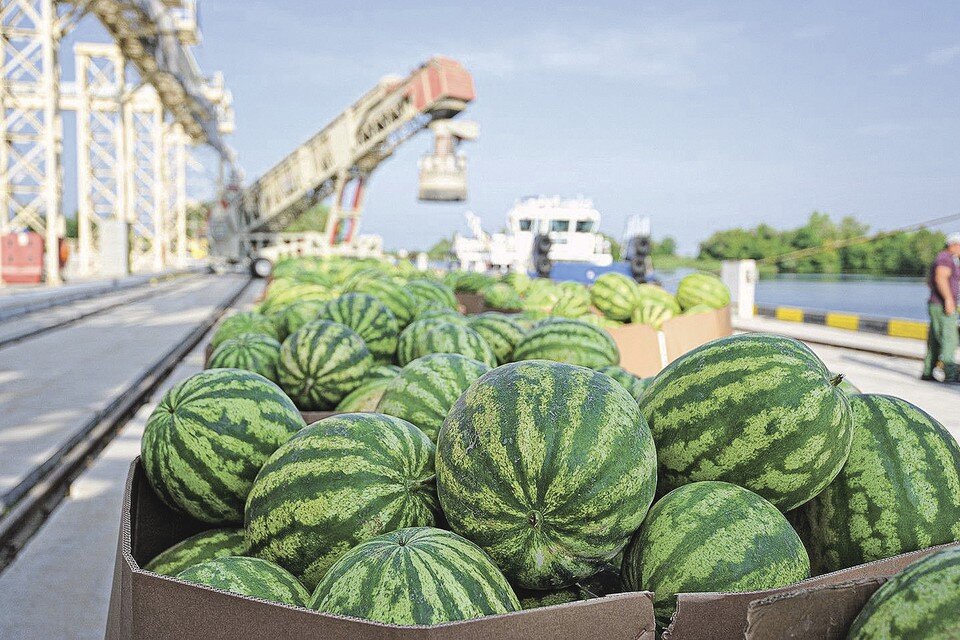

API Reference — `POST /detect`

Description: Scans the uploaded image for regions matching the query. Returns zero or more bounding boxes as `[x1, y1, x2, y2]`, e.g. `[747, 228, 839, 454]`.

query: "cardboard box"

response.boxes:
[106, 458, 960, 640]
[607, 307, 732, 378]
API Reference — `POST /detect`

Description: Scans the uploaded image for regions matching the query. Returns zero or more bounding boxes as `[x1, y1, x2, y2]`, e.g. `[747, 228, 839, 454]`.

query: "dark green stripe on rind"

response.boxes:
[210, 311, 279, 350]
[792, 394, 960, 574]
[309, 527, 520, 625]
[317, 293, 399, 364]
[639, 333, 853, 511]
[245, 413, 440, 590]
[847, 547, 960, 640]
[468, 313, 526, 364]
[144, 528, 249, 576]
[376, 354, 491, 441]
[622, 481, 809, 628]
[512, 318, 619, 368]
[590, 272, 639, 321]
[277, 320, 374, 410]
[396, 318, 451, 366]
[345, 278, 417, 328]
[176, 556, 310, 607]
[414, 323, 498, 367]
[436, 360, 658, 589]
[141, 369, 305, 524]
[208, 332, 282, 382]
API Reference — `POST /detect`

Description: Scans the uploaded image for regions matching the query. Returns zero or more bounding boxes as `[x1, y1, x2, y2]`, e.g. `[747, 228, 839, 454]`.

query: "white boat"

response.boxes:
[453, 196, 613, 273]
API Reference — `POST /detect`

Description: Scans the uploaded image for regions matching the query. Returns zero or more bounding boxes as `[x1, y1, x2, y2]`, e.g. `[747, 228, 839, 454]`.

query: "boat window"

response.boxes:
[576, 220, 595, 233]
[550, 220, 570, 232]
[518, 218, 532, 231]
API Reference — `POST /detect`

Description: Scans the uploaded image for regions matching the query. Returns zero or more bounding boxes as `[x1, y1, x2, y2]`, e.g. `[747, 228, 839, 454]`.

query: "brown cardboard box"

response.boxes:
[106, 459, 656, 640]
[607, 307, 732, 378]
[106, 459, 959, 640]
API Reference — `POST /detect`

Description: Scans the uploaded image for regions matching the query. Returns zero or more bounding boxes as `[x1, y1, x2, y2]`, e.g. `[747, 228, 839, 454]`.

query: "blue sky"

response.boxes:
[72, 1, 960, 253]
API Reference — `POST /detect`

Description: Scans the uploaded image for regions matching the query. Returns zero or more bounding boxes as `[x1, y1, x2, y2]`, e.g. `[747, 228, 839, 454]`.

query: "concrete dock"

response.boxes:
[0, 304, 955, 639]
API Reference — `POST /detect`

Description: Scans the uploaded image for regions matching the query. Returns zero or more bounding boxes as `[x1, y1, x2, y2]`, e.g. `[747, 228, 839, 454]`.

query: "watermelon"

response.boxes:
[590, 272, 639, 321]
[334, 378, 392, 412]
[317, 293, 399, 364]
[277, 320, 373, 410]
[791, 394, 960, 574]
[675, 272, 730, 310]
[640, 334, 853, 511]
[279, 299, 327, 338]
[176, 556, 309, 607]
[597, 365, 648, 401]
[413, 322, 498, 367]
[396, 317, 452, 366]
[245, 413, 439, 590]
[207, 332, 282, 382]
[467, 313, 526, 364]
[514, 564, 623, 610]
[141, 369, 304, 524]
[144, 528, 249, 576]
[437, 360, 658, 589]
[622, 481, 809, 628]
[634, 284, 681, 314]
[502, 271, 531, 295]
[407, 279, 458, 311]
[368, 364, 402, 380]
[376, 354, 491, 441]
[310, 527, 520, 624]
[210, 311, 279, 350]
[682, 303, 714, 315]
[482, 283, 523, 311]
[512, 318, 619, 369]
[258, 284, 335, 316]
[631, 299, 675, 329]
[346, 278, 417, 327]
[415, 307, 468, 324]
[846, 547, 960, 640]
[449, 271, 497, 293]
[550, 285, 591, 318]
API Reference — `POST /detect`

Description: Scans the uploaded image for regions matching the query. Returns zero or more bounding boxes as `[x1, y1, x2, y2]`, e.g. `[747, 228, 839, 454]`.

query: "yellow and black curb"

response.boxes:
[755, 305, 930, 341]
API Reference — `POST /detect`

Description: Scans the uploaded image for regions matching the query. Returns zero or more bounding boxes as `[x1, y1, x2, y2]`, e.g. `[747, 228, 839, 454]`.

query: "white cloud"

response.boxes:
[925, 45, 960, 65]
[455, 21, 745, 87]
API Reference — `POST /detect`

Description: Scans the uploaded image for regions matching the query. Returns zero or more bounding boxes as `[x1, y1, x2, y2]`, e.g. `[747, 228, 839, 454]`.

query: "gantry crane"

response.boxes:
[207, 57, 478, 276]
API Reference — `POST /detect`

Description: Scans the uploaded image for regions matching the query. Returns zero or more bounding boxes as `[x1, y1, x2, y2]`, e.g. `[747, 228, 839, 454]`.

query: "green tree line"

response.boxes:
[698, 212, 946, 277]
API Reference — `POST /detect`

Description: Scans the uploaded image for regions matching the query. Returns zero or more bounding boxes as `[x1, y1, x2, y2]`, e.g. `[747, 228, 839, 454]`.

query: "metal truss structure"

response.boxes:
[1, 0, 232, 282]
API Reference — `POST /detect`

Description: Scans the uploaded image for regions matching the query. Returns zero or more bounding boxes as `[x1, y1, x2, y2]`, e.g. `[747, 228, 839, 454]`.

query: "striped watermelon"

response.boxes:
[550, 286, 591, 318]
[176, 556, 310, 607]
[467, 313, 526, 364]
[334, 377, 392, 412]
[345, 278, 417, 327]
[482, 283, 523, 311]
[631, 299, 675, 329]
[437, 360, 658, 589]
[415, 307, 468, 325]
[831, 371, 861, 396]
[207, 332, 282, 382]
[279, 299, 327, 338]
[144, 528, 249, 576]
[514, 564, 623, 610]
[141, 369, 305, 524]
[590, 272, 639, 321]
[376, 354, 491, 441]
[210, 312, 280, 350]
[846, 547, 960, 640]
[512, 318, 619, 369]
[317, 293, 399, 364]
[622, 481, 809, 628]
[791, 394, 960, 574]
[597, 365, 649, 401]
[258, 283, 336, 316]
[502, 271, 531, 295]
[640, 334, 853, 511]
[277, 320, 373, 410]
[368, 364, 402, 380]
[682, 303, 714, 315]
[245, 413, 439, 590]
[310, 527, 520, 624]
[396, 317, 452, 366]
[413, 322, 498, 367]
[675, 272, 730, 310]
[635, 284, 681, 314]
[407, 279, 458, 311]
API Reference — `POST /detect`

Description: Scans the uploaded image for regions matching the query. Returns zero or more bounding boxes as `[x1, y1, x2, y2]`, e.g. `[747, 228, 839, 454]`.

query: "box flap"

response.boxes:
[743, 578, 885, 640]
[606, 323, 664, 378]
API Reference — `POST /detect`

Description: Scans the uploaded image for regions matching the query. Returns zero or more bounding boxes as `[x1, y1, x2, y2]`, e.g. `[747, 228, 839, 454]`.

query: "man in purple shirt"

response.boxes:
[922, 232, 960, 382]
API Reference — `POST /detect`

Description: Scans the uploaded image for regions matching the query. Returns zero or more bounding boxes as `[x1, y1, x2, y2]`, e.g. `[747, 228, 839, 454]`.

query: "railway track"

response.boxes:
[0, 275, 252, 571]
[0, 273, 204, 349]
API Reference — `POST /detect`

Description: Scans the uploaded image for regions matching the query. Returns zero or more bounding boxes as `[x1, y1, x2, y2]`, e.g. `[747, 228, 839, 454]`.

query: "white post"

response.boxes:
[721, 259, 757, 319]
[41, 0, 61, 284]
[75, 52, 93, 275]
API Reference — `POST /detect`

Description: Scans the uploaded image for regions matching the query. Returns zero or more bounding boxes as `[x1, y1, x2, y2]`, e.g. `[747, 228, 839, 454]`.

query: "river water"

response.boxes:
[548, 262, 931, 321]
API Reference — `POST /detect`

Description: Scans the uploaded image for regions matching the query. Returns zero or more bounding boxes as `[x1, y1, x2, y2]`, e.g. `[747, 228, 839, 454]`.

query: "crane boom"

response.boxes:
[208, 57, 477, 271]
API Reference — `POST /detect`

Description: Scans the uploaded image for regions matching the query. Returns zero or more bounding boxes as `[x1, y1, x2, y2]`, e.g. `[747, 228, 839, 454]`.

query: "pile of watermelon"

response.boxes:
[137, 256, 960, 634]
